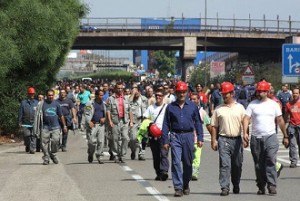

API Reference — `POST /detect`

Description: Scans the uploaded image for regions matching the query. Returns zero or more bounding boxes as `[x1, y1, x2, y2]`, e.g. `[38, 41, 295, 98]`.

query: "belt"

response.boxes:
[172, 130, 193, 134]
[219, 135, 241, 139]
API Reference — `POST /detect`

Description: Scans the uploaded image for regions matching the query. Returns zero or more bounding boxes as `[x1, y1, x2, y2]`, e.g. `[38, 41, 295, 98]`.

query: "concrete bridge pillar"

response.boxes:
[181, 37, 197, 82]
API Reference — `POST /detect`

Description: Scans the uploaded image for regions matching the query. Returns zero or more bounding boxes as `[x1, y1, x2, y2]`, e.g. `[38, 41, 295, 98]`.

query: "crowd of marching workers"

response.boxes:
[18, 77, 299, 197]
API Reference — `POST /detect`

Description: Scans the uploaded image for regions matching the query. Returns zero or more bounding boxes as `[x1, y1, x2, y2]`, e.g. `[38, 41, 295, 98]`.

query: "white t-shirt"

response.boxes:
[143, 103, 167, 130]
[246, 98, 282, 136]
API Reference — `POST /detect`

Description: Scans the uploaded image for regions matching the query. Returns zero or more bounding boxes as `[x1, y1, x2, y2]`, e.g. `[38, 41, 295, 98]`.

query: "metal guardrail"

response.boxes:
[80, 17, 300, 35]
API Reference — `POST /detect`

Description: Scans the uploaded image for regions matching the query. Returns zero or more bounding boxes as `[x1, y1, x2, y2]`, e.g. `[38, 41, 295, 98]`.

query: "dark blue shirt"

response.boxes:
[18, 99, 38, 126]
[42, 100, 63, 130]
[162, 100, 204, 144]
[91, 101, 105, 123]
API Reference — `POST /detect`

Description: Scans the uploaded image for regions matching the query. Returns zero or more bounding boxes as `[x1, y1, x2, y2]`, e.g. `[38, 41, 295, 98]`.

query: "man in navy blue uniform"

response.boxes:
[162, 81, 204, 197]
[18, 87, 39, 153]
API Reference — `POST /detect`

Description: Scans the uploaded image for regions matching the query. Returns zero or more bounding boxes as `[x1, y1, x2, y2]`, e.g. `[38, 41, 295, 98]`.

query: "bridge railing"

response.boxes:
[80, 17, 300, 35]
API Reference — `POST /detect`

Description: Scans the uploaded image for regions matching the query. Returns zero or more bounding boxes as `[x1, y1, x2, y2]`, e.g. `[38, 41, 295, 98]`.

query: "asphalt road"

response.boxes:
[0, 128, 299, 201]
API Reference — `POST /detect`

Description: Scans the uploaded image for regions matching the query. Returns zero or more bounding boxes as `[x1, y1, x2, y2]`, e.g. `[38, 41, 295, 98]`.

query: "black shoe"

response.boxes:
[277, 164, 283, 177]
[160, 173, 168, 181]
[191, 175, 198, 181]
[131, 152, 136, 160]
[257, 188, 266, 195]
[138, 156, 145, 161]
[290, 163, 297, 168]
[268, 185, 277, 195]
[119, 158, 125, 163]
[61, 147, 67, 152]
[183, 187, 190, 195]
[88, 155, 93, 163]
[233, 186, 240, 194]
[36, 149, 40, 152]
[97, 158, 104, 164]
[220, 189, 229, 196]
[43, 160, 49, 165]
[174, 189, 183, 197]
[155, 175, 161, 181]
[51, 156, 59, 164]
[25, 146, 30, 153]
[109, 155, 115, 161]
[29, 150, 35, 154]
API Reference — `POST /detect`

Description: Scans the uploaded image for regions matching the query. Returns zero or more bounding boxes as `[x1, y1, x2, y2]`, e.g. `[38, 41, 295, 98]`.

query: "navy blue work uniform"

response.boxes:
[162, 100, 204, 191]
[18, 98, 39, 152]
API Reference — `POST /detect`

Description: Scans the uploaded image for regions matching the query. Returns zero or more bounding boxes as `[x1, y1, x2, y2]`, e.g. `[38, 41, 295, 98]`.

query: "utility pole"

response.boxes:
[204, 0, 208, 86]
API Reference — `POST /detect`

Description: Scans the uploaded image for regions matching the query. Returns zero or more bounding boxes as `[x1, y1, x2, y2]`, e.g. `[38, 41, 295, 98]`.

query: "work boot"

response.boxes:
[43, 160, 49, 165]
[97, 158, 104, 164]
[88, 155, 93, 163]
[257, 188, 266, 195]
[174, 189, 183, 197]
[131, 152, 136, 160]
[109, 154, 115, 161]
[29, 150, 35, 154]
[160, 173, 168, 181]
[220, 189, 229, 196]
[268, 185, 277, 195]
[51, 156, 59, 164]
[191, 175, 198, 181]
[233, 186, 240, 194]
[183, 187, 190, 195]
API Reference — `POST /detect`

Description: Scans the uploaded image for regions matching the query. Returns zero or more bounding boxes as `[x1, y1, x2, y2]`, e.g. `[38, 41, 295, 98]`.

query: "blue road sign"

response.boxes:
[282, 44, 300, 76]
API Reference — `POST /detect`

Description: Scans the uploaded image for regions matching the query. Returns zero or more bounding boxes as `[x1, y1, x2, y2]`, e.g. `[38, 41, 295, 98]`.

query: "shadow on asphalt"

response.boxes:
[19, 163, 46, 165]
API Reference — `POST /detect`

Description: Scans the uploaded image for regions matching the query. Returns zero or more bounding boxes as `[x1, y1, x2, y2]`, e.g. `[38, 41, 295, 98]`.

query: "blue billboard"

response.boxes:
[141, 18, 201, 32]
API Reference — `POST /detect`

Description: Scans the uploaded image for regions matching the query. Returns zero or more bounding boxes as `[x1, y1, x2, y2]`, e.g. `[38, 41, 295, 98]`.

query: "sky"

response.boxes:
[82, 0, 299, 20]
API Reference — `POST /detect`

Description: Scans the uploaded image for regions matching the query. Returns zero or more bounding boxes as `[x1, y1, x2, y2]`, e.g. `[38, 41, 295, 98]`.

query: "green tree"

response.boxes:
[0, 0, 87, 133]
[153, 50, 177, 78]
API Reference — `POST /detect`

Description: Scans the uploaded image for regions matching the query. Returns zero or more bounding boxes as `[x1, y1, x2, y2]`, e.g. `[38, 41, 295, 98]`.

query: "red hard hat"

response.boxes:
[27, 87, 36, 94]
[220, 82, 234, 94]
[256, 81, 271, 91]
[175, 81, 188, 91]
[149, 123, 162, 138]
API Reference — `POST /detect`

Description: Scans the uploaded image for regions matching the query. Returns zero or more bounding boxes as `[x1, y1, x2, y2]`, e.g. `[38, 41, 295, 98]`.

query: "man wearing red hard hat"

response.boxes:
[162, 81, 204, 197]
[18, 87, 39, 154]
[210, 81, 246, 196]
[243, 80, 289, 195]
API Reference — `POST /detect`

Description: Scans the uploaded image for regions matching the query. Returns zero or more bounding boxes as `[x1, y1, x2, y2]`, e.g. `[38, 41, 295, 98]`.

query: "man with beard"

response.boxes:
[210, 82, 246, 196]
[243, 80, 289, 195]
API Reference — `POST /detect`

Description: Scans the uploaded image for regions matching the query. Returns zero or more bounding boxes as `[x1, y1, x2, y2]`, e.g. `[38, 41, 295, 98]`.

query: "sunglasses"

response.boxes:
[155, 94, 163, 97]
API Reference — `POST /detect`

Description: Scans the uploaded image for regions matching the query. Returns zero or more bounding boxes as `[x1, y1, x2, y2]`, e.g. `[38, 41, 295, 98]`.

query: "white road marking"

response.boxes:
[121, 165, 169, 201]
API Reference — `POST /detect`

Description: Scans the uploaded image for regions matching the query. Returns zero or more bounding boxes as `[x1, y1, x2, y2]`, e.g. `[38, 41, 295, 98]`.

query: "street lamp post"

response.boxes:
[204, 0, 208, 86]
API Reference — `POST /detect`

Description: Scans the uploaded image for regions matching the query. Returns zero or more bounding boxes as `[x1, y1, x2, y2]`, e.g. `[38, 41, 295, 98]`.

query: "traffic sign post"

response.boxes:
[282, 44, 300, 76]
[242, 65, 255, 84]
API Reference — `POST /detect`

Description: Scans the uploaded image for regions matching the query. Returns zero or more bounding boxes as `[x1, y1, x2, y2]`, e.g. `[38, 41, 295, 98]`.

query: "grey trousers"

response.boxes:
[22, 127, 37, 151]
[41, 128, 60, 162]
[109, 120, 129, 159]
[288, 124, 300, 165]
[86, 124, 105, 159]
[128, 119, 142, 153]
[250, 134, 278, 188]
[218, 136, 243, 191]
